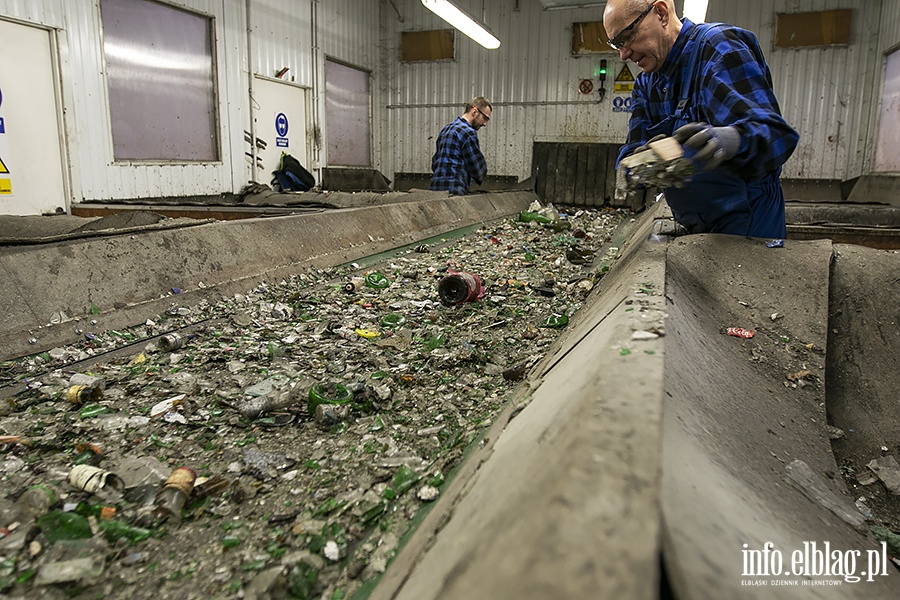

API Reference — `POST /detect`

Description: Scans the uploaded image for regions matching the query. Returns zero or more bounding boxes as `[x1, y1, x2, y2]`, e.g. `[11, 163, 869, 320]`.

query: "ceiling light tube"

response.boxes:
[421, 0, 501, 49]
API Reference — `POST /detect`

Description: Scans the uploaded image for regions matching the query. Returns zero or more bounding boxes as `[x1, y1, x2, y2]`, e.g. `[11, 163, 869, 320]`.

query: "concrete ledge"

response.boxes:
[376, 204, 667, 600]
[847, 175, 900, 207]
[0, 192, 534, 361]
[662, 235, 898, 597]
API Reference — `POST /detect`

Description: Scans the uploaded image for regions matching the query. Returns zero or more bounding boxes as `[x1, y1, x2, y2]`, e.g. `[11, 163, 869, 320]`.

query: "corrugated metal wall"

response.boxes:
[0, 0, 63, 26]
[883, 0, 900, 50]
[317, 0, 383, 170]
[0, 0, 384, 202]
[251, 0, 313, 87]
[384, 0, 898, 184]
[382, 0, 624, 182]
[708, 0, 884, 181]
[2, 0, 897, 205]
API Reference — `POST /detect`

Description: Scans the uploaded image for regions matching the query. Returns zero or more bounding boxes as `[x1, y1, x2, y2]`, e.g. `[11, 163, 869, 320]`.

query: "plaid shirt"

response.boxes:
[430, 117, 487, 195]
[620, 18, 798, 181]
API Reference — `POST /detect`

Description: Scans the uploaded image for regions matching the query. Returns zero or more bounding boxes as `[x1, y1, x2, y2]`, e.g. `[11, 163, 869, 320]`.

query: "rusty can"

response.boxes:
[65, 385, 103, 406]
[154, 466, 197, 523]
[438, 271, 484, 306]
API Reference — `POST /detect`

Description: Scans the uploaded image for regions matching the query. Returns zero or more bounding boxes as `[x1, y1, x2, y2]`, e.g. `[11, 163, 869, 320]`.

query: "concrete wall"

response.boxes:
[0, 191, 533, 361]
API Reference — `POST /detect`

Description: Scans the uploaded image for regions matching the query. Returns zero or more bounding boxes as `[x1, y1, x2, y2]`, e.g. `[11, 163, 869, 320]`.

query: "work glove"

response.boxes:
[672, 123, 740, 172]
[615, 133, 667, 201]
[633, 133, 668, 155]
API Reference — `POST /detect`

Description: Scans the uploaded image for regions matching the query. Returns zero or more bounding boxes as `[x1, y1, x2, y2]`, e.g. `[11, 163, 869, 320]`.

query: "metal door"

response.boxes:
[0, 18, 67, 215]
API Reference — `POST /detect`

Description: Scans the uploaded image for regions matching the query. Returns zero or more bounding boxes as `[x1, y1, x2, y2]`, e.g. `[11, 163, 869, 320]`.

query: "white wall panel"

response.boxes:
[1, 0, 384, 202]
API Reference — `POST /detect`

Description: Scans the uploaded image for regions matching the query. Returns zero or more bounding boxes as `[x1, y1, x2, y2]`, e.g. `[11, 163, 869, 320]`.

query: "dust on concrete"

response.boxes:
[826, 245, 900, 538]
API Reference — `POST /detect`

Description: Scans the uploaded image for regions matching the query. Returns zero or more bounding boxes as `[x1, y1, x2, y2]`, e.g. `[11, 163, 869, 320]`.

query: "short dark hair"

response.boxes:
[466, 96, 492, 113]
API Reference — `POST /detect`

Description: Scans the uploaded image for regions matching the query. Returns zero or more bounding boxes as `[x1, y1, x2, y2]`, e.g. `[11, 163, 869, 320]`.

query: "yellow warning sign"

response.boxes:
[615, 65, 635, 82]
[614, 64, 635, 93]
[0, 155, 8, 174]
[0, 178, 11, 194]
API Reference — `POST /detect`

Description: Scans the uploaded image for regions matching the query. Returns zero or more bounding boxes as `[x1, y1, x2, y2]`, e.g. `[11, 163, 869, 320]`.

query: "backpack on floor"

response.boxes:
[272, 153, 315, 192]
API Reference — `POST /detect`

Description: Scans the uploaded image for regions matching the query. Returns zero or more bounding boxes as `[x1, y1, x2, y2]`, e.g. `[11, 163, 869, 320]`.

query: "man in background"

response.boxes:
[430, 97, 492, 196]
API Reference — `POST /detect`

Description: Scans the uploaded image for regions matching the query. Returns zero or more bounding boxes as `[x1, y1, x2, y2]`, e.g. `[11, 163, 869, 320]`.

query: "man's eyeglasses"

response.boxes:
[475, 106, 490, 122]
[607, 1, 656, 50]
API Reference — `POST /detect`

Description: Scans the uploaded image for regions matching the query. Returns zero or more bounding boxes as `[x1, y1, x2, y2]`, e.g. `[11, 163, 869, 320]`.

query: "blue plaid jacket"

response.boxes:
[619, 19, 798, 181]
[430, 117, 487, 195]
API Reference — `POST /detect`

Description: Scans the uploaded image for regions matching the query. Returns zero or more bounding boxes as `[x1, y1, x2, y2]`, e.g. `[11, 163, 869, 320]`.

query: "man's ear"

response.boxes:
[655, 1, 670, 26]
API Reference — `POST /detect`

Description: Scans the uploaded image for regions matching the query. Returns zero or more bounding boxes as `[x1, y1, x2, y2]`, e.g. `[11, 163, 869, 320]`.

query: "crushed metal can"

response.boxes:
[315, 402, 350, 428]
[158, 333, 184, 352]
[343, 277, 365, 293]
[65, 385, 103, 406]
[725, 327, 755, 339]
[68, 465, 125, 495]
[438, 271, 485, 306]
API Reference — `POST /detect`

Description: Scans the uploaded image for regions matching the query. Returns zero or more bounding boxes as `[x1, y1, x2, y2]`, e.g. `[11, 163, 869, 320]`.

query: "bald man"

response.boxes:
[604, 0, 798, 238]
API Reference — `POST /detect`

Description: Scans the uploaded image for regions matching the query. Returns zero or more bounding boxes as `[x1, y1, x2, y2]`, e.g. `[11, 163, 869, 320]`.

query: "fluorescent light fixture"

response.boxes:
[683, 0, 709, 23]
[421, 0, 501, 49]
[540, 1, 605, 9]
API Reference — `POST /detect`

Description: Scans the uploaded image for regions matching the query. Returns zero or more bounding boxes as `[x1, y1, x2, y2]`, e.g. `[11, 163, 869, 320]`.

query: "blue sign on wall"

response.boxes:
[612, 96, 633, 113]
[275, 112, 289, 147]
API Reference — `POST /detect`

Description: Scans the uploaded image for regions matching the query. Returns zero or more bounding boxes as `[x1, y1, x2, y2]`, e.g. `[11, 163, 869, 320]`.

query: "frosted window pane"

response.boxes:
[101, 0, 219, 162]
[325, 60, 371, 167]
